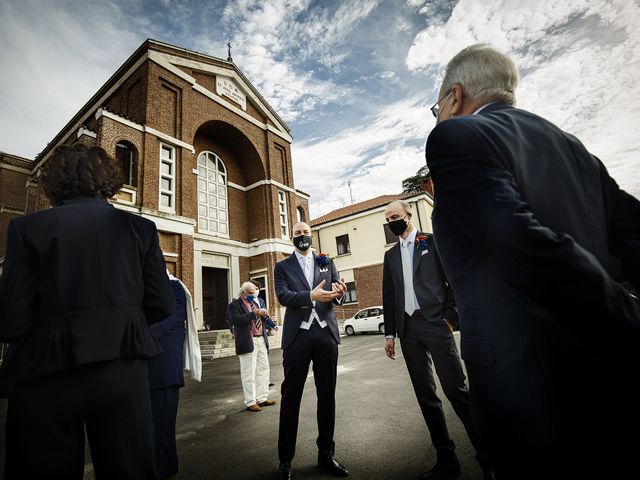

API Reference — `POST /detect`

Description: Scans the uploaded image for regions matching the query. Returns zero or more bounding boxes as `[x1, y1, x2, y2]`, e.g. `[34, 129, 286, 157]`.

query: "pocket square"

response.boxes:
[421, 249, 429, 255]
[319, 267, 329, 272]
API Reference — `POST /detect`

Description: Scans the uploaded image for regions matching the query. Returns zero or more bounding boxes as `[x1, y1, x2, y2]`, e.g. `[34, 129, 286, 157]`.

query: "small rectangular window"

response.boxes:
[336, 234, 350, 255]
[344, 282, 357, 304]
[159, 144, 176, 212]
[278, 190, 288, 237]
[383, 223, 397, 245]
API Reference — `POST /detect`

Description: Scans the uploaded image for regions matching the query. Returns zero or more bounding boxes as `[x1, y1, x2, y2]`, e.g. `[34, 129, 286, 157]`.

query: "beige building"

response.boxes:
[310, 191, 434, 322]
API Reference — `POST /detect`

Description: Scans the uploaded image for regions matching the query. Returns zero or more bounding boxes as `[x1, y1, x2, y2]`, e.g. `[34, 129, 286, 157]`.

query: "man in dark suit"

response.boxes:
[148, 275, 187, 480]
[425, 44, 640, 478]
[274, 222, 349, 480]
[382, 200, 491, 480]
[227, 281, 276, 411]
[0, 144, 173, 479]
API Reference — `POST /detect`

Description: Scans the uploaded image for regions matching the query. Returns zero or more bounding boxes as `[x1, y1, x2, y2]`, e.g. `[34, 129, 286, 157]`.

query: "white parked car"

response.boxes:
[343, 306, 385, 335]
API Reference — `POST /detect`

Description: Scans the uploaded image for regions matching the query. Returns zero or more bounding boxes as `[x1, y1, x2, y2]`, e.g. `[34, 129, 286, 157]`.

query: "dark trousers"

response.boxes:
[4, 358, 158, 480]
[278, 322, 339, 463]
[150, 386, 181, 478]
[400, 314, 489, 468]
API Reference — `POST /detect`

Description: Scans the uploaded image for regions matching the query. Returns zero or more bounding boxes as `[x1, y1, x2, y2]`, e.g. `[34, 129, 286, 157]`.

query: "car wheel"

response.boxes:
[378, 323, 385, 334]
[345, 325, 355, 336]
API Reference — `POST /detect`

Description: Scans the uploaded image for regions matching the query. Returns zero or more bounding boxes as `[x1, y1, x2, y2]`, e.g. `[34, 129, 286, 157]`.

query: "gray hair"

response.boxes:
[241, 282, 256, 294]
[442, 44, 518, 106]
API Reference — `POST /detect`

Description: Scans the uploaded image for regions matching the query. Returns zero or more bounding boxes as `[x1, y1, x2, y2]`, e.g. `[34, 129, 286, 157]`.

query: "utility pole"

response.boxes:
[347, 180, 354, 204]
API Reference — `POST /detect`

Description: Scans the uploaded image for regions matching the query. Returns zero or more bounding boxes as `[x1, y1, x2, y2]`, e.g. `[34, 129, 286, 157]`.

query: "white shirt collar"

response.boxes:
[473, 102, 497, 115]
[402, 228, 418, 247]
[294, 249, 313, 263]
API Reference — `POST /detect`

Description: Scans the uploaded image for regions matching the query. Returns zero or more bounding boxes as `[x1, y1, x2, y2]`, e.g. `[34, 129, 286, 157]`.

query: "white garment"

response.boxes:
[294, 250, 327, 330]
[167, 271, 202, 382]
[238, 336, 270, 406]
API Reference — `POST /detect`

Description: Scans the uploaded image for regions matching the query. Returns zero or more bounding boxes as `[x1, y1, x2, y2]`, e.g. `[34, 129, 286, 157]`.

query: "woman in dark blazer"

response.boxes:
[0, 144, 173, 479]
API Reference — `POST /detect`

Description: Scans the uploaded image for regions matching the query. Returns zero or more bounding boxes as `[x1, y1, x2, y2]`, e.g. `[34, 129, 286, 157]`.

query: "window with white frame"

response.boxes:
[344, 282, 357, 303]
[197, 151, 228, 235]
[159, 144, 175, 211]
[278, 190, 288, 237]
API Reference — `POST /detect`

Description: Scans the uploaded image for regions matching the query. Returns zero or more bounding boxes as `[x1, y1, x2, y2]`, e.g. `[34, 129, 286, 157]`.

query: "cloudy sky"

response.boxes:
[1, 0, 638, 218]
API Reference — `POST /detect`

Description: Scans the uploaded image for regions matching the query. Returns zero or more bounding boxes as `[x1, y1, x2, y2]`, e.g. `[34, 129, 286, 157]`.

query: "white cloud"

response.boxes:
[293, 95, 431, 217]
[0, 0, 144, 158]
[404, 0, 640, 198]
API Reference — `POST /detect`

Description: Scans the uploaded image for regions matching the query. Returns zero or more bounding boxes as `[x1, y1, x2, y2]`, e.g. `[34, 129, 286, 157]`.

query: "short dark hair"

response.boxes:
[42, 144, 123, 203]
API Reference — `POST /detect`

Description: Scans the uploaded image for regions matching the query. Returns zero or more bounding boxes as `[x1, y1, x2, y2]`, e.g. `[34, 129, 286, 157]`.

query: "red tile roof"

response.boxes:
[310, 191, 429, 227]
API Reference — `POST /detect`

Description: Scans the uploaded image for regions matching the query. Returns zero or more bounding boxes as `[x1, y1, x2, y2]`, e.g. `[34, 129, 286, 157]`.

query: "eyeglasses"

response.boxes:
[430, 90, 452, 118]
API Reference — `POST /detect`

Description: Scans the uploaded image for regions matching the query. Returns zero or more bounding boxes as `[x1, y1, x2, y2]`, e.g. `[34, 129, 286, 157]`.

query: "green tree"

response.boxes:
[402, 165, 430, 193]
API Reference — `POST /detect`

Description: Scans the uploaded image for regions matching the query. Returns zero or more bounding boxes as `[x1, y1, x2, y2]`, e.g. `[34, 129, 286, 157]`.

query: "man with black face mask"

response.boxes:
[382, 200, 492, 480]
[274, 222, 349, 480]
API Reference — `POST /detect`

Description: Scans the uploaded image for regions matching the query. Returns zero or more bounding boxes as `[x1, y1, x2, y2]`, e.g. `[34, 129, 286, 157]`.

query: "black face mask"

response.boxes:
[293, 235, 312, 251]
[388, 217, 408, 236]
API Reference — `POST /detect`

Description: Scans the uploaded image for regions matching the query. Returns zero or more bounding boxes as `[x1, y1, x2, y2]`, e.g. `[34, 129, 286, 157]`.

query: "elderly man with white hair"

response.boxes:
[227, 281, 275, 411]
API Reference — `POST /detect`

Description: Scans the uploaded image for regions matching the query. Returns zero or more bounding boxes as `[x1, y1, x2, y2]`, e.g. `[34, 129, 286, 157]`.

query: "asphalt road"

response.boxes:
[0, 333, 485, 479]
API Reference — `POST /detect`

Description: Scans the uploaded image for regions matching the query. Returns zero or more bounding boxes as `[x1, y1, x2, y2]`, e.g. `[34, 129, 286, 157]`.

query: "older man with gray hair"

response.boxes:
[426, 44, 640, 478]
[227, 281, 275, 411]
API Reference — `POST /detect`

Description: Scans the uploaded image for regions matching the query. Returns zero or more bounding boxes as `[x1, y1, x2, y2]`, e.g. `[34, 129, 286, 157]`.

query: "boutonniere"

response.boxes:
[415, 234, 429, 252]
[316, 253, 333, 270]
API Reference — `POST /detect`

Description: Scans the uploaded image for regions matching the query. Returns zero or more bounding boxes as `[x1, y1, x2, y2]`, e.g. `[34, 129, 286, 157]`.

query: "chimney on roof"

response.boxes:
[420, 177, 434, 197]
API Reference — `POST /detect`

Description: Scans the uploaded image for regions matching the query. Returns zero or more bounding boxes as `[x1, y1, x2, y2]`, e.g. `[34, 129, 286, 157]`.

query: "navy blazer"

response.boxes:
[148, 280, 186, 390]
[382, 231, 458, 339]
[228, 297, 269, 355]
[426, 103, 640, 455]
[274, 253, 342, 350]
[0, 196, 173, 380]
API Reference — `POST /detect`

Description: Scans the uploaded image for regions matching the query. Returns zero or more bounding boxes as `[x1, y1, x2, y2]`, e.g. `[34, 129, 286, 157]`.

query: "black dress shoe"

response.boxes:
[317, 454, 349, 477]
[420, 462, 461, 480]
[277, 462, 292, 480]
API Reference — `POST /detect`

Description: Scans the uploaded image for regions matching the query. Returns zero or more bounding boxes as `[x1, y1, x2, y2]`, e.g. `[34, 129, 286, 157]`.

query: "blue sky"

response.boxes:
[1, 0, 638, 217]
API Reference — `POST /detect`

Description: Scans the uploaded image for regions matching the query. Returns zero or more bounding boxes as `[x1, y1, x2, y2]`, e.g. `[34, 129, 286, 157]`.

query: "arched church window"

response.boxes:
[197, 151, 228, 235]
[115, 141, 137, 187]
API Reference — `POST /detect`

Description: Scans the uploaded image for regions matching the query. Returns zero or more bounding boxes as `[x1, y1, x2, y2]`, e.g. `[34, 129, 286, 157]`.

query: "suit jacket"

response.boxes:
[228, 297, 270, 355]
[0, 196, 174, 380]
[382, 231, 458, 339]
[426, 103, 640, 457]
[274, 253, 342, 350]
[148, 279, 186, 390]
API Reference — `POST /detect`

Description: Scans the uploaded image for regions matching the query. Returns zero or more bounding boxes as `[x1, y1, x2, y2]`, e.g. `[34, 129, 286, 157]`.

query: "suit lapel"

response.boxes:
[390, 242, 404, 288]
[312, 253, 320, 288]
[238, 297, 250, 314]
[289, 253, 312, 289]
[413, 231, 422, 275]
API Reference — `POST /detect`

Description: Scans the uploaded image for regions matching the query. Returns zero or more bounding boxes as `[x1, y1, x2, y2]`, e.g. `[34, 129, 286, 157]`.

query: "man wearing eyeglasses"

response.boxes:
[426, 44, 640, 479]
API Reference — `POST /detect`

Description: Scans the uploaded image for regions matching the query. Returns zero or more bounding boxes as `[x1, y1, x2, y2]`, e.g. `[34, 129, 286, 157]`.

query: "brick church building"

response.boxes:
[0, 39, 309, 335]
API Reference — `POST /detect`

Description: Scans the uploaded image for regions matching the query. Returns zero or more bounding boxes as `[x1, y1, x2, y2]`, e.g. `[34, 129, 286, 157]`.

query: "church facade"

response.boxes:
[0, 39, 309, 333]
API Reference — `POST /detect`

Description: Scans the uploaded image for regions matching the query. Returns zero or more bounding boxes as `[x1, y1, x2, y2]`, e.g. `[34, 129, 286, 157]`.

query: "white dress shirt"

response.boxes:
[294, 250, 327, 330]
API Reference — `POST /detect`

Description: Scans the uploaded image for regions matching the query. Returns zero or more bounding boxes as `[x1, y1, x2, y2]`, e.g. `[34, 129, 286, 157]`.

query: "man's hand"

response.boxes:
[331, 277, 348, 296]
[254, 308, 268, 317]
[385, 338, 396, 360]
[310, 279, 341, 302]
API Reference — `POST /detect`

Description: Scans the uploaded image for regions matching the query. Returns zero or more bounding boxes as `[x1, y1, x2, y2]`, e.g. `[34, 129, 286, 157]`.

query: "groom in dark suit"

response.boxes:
[382, 200, 491, 480]
[274, 222, 349, 480]
[425, 44, 640, 478]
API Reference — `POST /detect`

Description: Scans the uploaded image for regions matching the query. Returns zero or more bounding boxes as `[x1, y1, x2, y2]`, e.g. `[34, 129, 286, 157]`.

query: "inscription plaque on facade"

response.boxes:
[216, 76, 247, 110]
[202, 253, 229, 268]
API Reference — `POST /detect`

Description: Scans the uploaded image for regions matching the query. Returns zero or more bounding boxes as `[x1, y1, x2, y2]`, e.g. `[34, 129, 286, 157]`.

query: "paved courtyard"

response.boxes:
[0, 333, 486, 479]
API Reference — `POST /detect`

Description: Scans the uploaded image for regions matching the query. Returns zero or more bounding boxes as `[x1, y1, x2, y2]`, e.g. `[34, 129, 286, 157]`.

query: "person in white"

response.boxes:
[227, 282, 275, 411]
